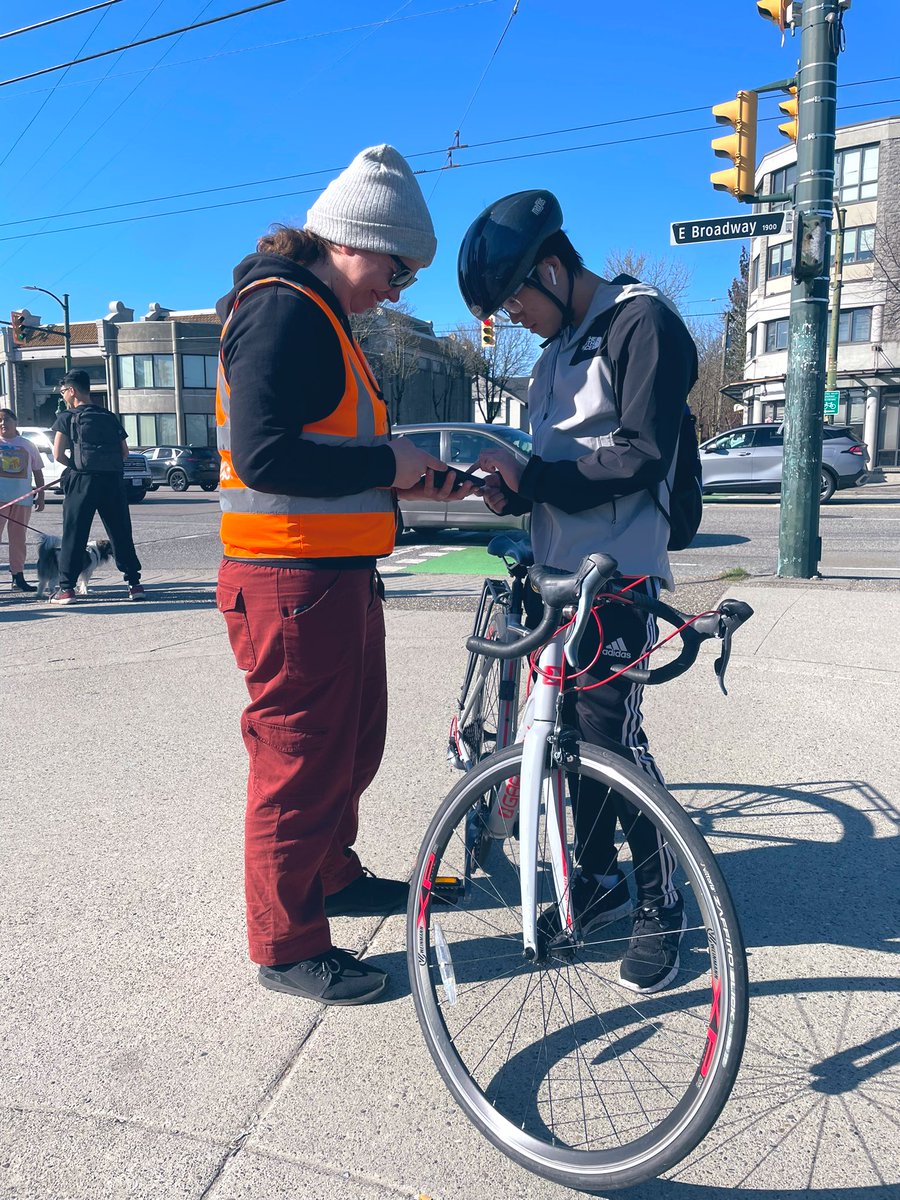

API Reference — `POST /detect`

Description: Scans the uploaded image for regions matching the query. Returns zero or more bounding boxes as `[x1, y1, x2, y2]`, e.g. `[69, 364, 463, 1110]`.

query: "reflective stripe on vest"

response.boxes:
[216, 276, 396, 560]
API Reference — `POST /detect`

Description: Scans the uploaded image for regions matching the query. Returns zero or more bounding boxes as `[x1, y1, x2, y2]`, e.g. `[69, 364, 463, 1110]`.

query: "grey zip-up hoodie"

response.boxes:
[516, 276, 698, 587]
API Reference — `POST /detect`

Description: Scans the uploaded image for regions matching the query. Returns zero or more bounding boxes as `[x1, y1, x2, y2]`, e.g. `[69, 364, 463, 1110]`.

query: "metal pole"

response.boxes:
[777, 0, 841, 578]
[825, 205, 846, 407]
[62, 292, 72, 373]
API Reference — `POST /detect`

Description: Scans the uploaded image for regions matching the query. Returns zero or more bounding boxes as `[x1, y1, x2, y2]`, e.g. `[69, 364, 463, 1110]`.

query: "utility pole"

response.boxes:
[825, 203, 847, 420]
[717, 310, 733, 434]
[777, 0, 844, 578]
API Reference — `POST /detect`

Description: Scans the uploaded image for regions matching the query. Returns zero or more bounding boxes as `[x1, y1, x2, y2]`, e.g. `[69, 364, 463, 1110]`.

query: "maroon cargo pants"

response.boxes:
[217, 560, 387, 965]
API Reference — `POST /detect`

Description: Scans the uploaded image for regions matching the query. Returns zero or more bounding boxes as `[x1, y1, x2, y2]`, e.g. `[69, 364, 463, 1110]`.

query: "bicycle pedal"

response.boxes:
[431, 876, 465, 905]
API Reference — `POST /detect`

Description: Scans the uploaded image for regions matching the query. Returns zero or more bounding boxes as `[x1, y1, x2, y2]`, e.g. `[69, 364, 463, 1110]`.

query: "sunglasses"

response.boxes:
[388, 255, 418, 291]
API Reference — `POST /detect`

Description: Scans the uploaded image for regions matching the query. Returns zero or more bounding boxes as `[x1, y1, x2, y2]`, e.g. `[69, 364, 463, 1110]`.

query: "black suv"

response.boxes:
[139, 446, 220, 492]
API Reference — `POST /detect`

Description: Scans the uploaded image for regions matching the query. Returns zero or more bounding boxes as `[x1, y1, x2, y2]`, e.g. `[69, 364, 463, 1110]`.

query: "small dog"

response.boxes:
[37, 535, 114, 599]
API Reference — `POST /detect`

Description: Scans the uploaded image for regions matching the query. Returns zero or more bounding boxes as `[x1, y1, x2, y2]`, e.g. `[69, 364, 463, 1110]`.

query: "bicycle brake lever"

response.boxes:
[713, 626, 733, 696]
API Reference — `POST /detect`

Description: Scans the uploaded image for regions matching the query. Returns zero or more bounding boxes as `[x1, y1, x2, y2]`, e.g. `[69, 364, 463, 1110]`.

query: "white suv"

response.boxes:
[18, 427, 65, 495]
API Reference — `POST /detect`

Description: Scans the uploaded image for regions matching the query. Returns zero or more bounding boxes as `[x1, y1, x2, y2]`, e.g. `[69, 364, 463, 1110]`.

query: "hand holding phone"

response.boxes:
[430, 466, 484, 492]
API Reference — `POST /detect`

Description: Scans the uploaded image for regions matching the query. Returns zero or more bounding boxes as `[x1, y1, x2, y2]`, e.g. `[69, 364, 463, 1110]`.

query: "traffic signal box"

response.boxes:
[757, 0, 790, 31]
[711, 90, 758, 200]
[779, 85, 799, 142]
[481, 318, 495, 348]
[10, 311, 28, 343]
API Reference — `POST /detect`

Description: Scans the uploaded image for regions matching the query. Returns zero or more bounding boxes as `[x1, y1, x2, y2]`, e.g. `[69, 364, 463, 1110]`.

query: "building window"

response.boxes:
[831, 387, 867, 442]
[750, 256, 760, 291]
[185, 412, 217, 448]
[766, 163, 796, 212]
[182, 355, 217, 389]
[44, 364, 106, 387]
[837, 308, 872, 343]
[835, 144, 878, 203]
[842, 225, 875, 265]
[118, 354, 175, 388]
[746, 326, 757, 360]
[0, 363, 6, 395]
[766, 242, 792, 279]
[764, 318, 789, 352]
[121, 412, 178, 447]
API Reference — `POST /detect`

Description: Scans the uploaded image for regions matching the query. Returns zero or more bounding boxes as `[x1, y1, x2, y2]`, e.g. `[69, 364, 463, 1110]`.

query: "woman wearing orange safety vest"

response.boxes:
[216, 145, 476, 1006]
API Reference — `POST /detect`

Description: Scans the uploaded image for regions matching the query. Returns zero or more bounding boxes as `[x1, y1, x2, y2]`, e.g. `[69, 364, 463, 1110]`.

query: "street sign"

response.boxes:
[670, 211, 785, 246]
[824, 390, 840, 416]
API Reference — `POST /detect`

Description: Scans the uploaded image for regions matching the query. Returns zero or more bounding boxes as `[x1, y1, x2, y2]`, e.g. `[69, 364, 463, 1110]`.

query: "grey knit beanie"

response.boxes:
[305, 144, 437, 267]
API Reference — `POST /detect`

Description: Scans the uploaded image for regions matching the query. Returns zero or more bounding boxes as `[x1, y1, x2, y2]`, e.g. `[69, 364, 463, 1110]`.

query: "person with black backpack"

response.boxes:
[49, 369, 144, 604]
[457, 191, 702, 994]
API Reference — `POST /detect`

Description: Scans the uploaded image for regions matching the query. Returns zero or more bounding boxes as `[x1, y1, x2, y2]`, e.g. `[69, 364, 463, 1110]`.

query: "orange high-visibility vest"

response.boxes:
[216, 277, 396, 560]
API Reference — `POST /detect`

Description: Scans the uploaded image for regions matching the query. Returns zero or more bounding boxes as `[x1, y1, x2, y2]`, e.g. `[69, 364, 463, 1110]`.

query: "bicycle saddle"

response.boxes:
[487, 530, 533, 567]
[529, 553, 618, 610]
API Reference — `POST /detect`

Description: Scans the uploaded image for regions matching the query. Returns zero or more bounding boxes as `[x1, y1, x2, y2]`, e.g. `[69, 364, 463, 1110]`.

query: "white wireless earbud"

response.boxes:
[548, 265, 558, 286]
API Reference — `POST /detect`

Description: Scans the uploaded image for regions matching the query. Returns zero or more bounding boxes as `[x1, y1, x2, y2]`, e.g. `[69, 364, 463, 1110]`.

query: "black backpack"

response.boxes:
[71, 407, 123, 474]
[587, 288, 703, 552]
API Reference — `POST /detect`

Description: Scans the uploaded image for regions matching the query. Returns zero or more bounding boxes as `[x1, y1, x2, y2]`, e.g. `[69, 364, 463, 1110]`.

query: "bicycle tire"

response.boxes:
[408, 741, 748, 1191]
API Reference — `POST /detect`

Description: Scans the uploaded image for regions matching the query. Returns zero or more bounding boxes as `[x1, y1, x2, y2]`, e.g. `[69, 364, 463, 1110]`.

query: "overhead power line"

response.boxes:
[0, 0, 287, 89]
[0, 1, 122, 42]
[0, 89, 896, 242]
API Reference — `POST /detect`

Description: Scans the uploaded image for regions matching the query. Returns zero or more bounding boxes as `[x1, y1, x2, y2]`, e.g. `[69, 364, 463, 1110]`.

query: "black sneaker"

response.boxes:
[11, 573, 36, 592]
[618, 893, 686, 994]
[538, 868, 632, 945]
[324, 868, 409, 917]
[258, 948, 388, 1005]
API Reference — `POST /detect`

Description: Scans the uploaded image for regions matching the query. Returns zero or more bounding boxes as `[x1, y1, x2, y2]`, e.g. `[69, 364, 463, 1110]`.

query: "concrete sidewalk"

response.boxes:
[1, 577, 898, 1199]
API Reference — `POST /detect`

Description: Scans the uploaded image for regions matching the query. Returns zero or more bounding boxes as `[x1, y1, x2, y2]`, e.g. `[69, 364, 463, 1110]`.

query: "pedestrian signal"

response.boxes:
[481, 318, 495, 348]
[711, 90, 758, 200]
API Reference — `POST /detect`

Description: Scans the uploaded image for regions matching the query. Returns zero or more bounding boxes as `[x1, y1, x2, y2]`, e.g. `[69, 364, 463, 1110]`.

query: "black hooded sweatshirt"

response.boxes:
[216, 251, 397, 503]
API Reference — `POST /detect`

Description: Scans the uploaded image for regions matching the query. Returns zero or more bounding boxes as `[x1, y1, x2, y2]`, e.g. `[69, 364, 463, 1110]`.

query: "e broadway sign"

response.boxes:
[671, 212, 786, 245]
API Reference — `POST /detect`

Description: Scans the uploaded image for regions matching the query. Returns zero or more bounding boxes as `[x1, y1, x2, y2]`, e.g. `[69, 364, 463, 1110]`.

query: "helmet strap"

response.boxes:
[527, 271, 575, 341]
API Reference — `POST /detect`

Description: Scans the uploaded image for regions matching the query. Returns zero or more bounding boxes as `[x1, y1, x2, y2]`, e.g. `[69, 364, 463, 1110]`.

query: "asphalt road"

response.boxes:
[14, 477, 900, 583]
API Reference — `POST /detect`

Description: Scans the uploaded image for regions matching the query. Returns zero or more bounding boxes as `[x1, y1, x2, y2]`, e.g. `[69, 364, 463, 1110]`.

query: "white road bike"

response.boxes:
[408, 543, 753, 1191]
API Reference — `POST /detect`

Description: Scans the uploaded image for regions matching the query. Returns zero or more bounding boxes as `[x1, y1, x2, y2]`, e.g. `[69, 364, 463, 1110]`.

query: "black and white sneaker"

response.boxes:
[618, 893, 686, 994]
[258, 947, 388, 1005]
[538, 868, 632, 946]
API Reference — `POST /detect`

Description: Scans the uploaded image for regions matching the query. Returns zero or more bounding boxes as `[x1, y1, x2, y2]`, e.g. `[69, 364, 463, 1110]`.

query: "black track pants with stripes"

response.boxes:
[527, 577, 679, 908]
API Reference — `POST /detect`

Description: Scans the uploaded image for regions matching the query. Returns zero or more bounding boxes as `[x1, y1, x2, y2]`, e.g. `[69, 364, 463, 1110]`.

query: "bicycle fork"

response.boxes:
[518, 633, 574, 960]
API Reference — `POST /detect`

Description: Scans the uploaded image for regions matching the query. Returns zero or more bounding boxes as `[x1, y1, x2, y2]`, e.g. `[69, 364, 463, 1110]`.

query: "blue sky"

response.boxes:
[1, 0, 897, 337]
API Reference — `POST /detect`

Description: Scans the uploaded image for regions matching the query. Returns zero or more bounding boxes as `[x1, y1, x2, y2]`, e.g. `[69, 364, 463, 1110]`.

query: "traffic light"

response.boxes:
[711, 90, 758, 200]
[10, 311, 27, 343]
[778, 85, 799, 142]
[757, 0, 790, 31]
[481, 317, 495, 348]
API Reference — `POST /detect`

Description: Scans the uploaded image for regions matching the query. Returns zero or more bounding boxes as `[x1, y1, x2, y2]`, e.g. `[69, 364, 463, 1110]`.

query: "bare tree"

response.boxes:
[429, 335, 468, 421]
[604, 249, 693, 310]
[454, 322, 536, 422]
[687, 319, 739, 442]
[349, 303, 423, 422]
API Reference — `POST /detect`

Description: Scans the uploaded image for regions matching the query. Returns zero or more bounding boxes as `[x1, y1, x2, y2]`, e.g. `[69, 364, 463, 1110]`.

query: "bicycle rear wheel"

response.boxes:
[452, 579, 522, 767]
[408, 742, 748, 1191]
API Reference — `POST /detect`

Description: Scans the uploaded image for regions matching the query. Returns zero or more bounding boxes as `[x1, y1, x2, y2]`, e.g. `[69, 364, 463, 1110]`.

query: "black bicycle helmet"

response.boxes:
[457, 190, 564, 318]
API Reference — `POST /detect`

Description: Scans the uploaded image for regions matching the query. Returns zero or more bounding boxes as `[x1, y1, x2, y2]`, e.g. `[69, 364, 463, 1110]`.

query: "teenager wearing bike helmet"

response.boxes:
[458, 190, 699, 993]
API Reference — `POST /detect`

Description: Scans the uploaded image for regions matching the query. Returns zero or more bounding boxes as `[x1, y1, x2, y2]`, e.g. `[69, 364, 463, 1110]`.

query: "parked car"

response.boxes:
[138, 445, 220, 492]
[699, 423, 868, 502]
[18, 426, 65, 495]
[18, 425, 152, 501]
[124, 452, 152, 502]
[392, 422, 532, 533]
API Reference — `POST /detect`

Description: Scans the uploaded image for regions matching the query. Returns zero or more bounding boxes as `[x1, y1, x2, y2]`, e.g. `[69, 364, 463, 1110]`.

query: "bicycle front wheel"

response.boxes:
[408, 742, 748, 1191]
[453, 579, 522, 766]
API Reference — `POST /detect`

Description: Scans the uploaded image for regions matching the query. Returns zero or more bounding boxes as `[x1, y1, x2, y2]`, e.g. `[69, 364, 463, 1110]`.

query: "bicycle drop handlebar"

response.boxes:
[465, 552, 754, 695]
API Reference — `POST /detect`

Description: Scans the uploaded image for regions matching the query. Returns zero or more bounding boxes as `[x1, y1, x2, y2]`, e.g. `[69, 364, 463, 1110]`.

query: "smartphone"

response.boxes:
[429, 467, 484, 491]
